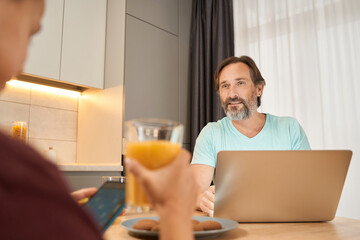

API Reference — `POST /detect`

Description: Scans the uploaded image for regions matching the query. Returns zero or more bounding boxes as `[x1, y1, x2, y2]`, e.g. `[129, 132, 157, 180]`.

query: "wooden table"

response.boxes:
[104, 212, 360, 240]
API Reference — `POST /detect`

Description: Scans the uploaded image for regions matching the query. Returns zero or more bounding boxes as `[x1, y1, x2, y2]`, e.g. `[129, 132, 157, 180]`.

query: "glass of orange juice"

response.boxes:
[125, 118, 183, 213]
[12, 121, 27, 143]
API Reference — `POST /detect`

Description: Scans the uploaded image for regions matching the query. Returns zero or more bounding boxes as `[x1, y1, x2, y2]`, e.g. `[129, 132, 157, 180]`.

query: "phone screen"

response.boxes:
[86, 181, 126, 233]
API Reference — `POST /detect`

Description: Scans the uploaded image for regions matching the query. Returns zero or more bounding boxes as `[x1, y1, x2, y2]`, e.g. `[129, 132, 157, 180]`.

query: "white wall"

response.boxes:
[0, 82, 78, 164]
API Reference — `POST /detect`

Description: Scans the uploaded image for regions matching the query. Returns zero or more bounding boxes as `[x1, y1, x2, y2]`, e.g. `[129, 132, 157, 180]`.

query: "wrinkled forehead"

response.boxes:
[219, 62, 252, 82]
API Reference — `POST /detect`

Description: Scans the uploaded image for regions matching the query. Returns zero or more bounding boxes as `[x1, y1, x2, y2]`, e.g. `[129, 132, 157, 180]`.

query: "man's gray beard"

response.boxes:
[223, 98, 257, 121]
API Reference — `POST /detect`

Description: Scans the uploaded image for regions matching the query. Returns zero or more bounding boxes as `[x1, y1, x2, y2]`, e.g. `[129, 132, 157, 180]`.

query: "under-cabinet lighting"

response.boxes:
[7, 80, 81, 97]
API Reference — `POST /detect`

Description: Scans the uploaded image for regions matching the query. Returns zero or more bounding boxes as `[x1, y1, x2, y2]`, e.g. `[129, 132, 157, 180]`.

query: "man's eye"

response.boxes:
[221, 84, 228, 88]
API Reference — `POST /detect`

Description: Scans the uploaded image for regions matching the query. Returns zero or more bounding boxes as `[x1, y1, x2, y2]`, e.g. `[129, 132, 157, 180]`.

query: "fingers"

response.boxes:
[205, 188, 215, 203]
[199, 199, 214, 217]
[71, 187, 97, 201]
[199, 188, 215, 217]
[125, 158, 151, 187]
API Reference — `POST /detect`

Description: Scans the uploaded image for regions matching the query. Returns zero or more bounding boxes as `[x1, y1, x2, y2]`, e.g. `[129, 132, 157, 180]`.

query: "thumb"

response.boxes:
[71, 187, 97, 201]
[125, 158, 150, 185]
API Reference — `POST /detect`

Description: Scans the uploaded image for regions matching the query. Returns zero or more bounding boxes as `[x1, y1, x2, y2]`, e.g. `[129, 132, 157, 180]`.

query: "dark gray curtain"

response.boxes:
[190, 0, 234, 152]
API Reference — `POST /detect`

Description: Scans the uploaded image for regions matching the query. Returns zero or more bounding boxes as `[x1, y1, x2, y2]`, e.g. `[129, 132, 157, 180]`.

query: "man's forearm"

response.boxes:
[191, 164, 214, 193]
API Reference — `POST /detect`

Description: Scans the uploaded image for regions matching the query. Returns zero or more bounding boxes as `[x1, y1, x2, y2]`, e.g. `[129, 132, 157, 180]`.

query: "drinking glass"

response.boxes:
[125, 118, 183, 213]
[102, 176, 126, 184]
[12, 121, 27, 143]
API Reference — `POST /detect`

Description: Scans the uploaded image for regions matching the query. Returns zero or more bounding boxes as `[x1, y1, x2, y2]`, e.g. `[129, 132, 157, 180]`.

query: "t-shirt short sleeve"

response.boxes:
[191, 123, 217, 168]
[290, 118, 311, 150]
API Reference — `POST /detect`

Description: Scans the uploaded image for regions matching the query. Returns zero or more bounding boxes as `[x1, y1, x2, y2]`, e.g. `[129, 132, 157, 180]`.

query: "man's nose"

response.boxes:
[229, 85, 239, 98]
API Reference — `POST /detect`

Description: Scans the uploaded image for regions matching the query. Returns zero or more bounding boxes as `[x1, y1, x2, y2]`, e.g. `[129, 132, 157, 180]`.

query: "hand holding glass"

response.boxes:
[125, 119, 183, 212]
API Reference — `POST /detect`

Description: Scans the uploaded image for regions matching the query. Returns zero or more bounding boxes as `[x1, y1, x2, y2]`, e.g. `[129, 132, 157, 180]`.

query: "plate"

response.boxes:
[121, 216, 238, 238]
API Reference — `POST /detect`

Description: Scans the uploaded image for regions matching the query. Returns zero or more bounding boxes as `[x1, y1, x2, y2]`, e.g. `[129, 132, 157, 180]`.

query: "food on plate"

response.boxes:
[150, 224, 160, 232]
[192, 219, 200, 225]
[132, 218, 222, 232]
[198, 221, 222, 230]
[133, 219, 158, 230]
[193, 224, 204, 231]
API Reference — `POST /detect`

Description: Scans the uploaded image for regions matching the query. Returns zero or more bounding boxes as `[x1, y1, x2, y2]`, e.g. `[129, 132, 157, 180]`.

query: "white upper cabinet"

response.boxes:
[23, 0, 107, 89]
[61, 0, 107, 89]
[24, 0, 64, 80]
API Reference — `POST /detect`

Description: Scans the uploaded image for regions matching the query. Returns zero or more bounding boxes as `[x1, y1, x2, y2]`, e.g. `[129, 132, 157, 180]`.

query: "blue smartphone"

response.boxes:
[86, 181, 126, 233]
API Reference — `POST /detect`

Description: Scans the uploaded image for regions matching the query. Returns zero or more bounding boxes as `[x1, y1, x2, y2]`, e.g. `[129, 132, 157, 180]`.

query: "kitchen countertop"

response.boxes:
[58, 163, 123, 172]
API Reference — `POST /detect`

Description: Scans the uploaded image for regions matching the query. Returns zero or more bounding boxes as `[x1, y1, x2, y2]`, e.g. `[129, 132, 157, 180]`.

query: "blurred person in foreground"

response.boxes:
[0, 0, 197, 239]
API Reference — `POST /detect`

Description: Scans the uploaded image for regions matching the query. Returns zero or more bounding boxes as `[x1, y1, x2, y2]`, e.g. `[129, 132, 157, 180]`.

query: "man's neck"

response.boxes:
[231, 112, 266, 138]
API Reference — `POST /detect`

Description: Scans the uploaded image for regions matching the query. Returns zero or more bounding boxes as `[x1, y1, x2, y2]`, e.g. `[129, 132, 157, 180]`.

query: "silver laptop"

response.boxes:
[214, 150, 352, 222]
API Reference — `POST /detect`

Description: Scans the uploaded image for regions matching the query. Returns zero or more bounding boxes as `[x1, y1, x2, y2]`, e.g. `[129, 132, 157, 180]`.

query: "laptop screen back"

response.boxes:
[214, 150, 352, 222]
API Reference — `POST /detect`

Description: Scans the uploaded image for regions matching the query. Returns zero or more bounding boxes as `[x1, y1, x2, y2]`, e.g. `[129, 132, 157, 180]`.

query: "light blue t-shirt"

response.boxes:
[191, 114, 311, 167]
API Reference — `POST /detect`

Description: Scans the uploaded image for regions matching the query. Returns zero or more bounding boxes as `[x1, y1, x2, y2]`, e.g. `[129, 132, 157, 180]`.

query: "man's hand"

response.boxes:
[71, 187, 97, 203]
[198, 185, 215, 217]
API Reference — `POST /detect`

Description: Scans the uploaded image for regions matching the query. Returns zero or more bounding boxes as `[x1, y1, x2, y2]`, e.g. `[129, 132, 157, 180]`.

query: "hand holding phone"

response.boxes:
[86, 181, 126, 233]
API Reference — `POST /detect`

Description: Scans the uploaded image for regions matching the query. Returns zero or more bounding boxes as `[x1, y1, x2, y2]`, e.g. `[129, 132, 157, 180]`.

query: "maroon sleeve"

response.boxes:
[0, 132, 103, 240]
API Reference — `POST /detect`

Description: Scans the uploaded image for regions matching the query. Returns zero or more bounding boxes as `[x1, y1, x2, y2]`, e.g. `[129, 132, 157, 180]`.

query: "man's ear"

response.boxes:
[256, 83, 265, 97]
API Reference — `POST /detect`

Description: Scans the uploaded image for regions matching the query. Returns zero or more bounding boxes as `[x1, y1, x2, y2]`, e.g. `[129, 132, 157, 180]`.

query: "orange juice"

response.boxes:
[12, 121, 27, 143]
[125, 140, 181, 208]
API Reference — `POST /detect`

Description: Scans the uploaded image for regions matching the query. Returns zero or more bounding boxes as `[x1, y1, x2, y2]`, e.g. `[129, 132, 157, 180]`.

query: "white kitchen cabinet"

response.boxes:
[60, 0, 107, 89]
[23, 0, 107, 89]
[24, 0, 64, 80]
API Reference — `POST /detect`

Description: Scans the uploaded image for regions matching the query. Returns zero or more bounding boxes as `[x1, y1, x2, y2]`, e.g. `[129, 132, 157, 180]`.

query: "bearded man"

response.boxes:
[191, 56, 311, 216]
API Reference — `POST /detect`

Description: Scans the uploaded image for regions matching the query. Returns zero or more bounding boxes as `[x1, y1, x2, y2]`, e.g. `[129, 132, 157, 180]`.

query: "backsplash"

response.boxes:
[0, 80, 78, 164]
